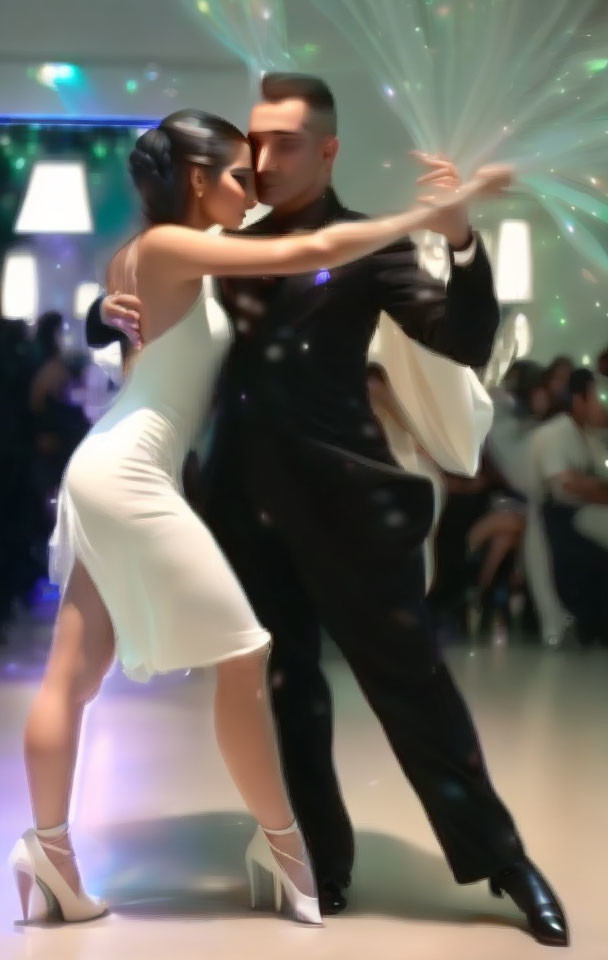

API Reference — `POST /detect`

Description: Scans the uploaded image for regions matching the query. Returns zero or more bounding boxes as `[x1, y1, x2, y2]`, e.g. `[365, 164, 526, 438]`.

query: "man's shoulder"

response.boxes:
[534, 414, 579, 466]
[540, 413, 575, 438]
[331, 206, 369, 223]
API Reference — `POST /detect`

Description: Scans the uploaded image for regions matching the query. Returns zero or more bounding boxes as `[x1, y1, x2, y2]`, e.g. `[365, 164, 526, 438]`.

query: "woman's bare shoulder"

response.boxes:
[106, 233, 143, 290]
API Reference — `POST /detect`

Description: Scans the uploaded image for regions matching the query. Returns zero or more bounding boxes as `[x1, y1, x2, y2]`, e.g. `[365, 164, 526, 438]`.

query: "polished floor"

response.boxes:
[1, 603, 607, 960]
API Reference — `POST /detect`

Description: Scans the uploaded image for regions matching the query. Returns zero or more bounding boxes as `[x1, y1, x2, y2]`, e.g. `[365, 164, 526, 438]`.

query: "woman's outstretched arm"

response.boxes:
[141, 166, 512, 281]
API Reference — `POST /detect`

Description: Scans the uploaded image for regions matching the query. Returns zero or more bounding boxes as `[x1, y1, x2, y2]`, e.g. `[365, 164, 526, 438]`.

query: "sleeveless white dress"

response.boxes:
[49, 241, 269, 682]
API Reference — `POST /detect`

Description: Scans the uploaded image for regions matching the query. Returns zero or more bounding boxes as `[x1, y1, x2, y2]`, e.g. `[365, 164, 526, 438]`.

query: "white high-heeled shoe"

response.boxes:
[245, 820, 322, 925]
[9, 829, 108, 924]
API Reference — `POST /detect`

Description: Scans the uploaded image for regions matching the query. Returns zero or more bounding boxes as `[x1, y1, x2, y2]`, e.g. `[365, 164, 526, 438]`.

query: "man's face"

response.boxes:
[575, 384, 605, 427]
[248, 98, 335, 208]
[585, 385, 607, 427]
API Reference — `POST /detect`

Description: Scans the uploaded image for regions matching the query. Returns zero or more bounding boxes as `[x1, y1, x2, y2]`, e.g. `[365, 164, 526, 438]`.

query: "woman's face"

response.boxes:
[547, 362, 572, 399]
[202, 141, 257, 230]
[529, 385, 550, 418]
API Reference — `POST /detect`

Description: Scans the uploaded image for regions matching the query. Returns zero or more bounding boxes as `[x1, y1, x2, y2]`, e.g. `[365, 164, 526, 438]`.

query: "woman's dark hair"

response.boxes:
[503, 359, 546, 415]
[568, 368, 595, 404]
[544, 355, 573, 382]
[129, 109, 248, 225]
[34, 311, 63, 360]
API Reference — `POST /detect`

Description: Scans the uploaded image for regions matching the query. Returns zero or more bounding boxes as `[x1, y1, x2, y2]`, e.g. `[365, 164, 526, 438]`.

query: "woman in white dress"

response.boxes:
[9, 109, 509, 928]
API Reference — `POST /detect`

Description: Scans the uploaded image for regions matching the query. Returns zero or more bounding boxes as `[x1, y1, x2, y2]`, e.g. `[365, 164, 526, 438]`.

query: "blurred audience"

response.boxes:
[542, 355, 575, 412]
[28, 311, 89, 496]
[431, 357, 607, 648]
[530, 369, 608, 645]
[0, 311, 90, 634]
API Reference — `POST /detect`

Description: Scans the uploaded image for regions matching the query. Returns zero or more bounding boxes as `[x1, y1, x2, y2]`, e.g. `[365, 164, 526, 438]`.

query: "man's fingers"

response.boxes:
[413, 153, 455, 172]
[117, 322, 142, 347]
[112, 308, 140, 323]
[110, 293, 142, 308]
[416, 168, 458, 185]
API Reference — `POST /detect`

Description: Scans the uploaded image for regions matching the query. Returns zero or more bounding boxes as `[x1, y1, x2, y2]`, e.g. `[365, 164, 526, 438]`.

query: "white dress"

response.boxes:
[50, 242, 269, 682]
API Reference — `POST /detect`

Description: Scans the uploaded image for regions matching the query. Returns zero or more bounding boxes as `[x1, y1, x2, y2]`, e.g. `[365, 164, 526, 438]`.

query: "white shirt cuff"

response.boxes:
[452, 235, 477, 268]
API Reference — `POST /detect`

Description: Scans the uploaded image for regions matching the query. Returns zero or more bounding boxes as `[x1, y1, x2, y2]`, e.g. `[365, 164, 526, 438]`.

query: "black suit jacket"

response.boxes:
[86, 188, 498, 468]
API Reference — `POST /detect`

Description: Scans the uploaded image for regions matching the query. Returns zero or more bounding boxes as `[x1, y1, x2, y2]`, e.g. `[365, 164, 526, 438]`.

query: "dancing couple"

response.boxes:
[10, 73, 567, 946]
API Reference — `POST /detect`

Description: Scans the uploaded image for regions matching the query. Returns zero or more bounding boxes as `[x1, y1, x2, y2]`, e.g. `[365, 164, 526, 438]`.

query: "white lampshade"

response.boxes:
[514, 312, 533, 358]
[74, 282, 103, 320]
[496, 220, 532, 303]
[15, 162, 93, 234]
[1, 252, 39, 323]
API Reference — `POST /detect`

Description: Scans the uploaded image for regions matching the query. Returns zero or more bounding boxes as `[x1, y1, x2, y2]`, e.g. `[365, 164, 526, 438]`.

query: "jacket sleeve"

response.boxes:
[85, 294, 125, 348]
[370, 233, 499, 367]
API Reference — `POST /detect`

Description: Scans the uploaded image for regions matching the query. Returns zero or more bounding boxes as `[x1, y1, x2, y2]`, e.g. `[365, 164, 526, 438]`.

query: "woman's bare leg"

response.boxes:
[215, 648, 315, 895]
[24, 560, 115, 892]
[477, 532, 521, 593]
[468, 511, 525, 553]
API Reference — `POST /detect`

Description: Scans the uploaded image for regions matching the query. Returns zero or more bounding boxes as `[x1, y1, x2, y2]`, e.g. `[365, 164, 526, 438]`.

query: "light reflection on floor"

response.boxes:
[1, 606, 607, 960]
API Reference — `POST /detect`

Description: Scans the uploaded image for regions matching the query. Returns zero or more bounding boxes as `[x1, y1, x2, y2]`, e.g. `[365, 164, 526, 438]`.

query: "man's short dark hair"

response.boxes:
[569, 367, 595, 402]
[261, 72, 337, 135]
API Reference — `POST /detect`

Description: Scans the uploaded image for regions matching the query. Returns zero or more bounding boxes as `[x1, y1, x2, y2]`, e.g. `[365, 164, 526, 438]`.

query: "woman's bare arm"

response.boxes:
[141, 166, 512, 281]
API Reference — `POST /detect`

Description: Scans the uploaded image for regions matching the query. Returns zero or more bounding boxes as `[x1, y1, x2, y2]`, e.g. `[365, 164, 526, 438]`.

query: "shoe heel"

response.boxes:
[246, 857, 259, 909]
[273, 871, 283, 913]
[15, 869, 35, 921]
[246, 857, 254, 908]
[246, 857, 273, 911]
[14, 867, 53, 923]
[489, 877, 503, 898]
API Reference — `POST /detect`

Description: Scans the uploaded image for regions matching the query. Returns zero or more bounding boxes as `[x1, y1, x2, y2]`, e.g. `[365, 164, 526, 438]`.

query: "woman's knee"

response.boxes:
[47, 565, 116, 703]
[217, 642, 271, 684]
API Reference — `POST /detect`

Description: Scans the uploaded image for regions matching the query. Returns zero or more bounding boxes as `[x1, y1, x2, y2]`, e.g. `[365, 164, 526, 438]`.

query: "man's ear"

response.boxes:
[323, 136, 340, 165]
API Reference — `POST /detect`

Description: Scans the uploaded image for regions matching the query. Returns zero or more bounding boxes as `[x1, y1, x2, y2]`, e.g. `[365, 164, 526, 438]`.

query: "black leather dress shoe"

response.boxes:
[318, 880, 348, 916]
[490, 859, 569, 947]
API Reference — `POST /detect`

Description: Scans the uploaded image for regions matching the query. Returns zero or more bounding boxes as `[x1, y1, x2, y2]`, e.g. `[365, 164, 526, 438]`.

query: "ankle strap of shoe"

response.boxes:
[37, 829, 74, 860]
[39, 838, 74, 860]
[262, 819, 298, 837]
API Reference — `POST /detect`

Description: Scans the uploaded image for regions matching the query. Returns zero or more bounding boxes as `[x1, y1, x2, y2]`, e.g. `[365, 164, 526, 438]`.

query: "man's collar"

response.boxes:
[264, 187, 345, 232]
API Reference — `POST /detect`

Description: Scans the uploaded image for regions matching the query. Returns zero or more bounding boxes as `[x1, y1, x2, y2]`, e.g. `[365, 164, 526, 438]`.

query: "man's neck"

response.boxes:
[271, 182, 333, 219]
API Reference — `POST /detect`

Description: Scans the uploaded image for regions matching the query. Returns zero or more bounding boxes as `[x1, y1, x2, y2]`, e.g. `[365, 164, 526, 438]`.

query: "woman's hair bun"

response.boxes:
[129, 110, 248, 225]
[129, 129, 178, 224]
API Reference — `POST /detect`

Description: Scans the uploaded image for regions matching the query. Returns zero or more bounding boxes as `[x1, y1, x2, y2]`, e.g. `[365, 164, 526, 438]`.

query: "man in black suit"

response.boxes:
[87, 74, 567, 946]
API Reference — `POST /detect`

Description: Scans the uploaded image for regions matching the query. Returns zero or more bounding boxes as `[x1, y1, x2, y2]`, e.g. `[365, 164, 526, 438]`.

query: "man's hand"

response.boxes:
[413, 151, 472, 249]
[101, 292, 142, 350]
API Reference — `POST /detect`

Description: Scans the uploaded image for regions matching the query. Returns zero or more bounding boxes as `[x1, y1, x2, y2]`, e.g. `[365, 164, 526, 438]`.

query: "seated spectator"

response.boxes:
[29, 311, 70, 418]
[487, 360, 550, 497]
[538, 369, 608, 510]
[533, 369, 608, 645]
[542, 355, 574, 413]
